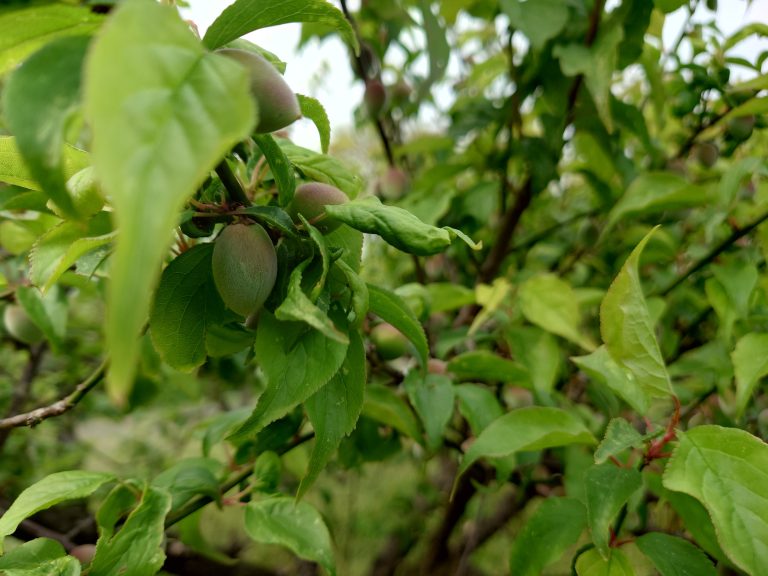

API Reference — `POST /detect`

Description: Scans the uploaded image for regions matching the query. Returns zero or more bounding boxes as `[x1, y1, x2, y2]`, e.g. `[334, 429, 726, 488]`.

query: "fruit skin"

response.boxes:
[70, 544, 96, 564]
[217, 48, 301, 134]
[287, 182, 349, 233]
[370, 323, 408, 360]
[694, 142, 719, 167]
[3, 304, 44, 345]
[47, 167, 104, 219]
[726, 115, 755, 141]
[377, 167, 409, 200]
[364, 78, 387, 118]
[212, 223, 278, 317]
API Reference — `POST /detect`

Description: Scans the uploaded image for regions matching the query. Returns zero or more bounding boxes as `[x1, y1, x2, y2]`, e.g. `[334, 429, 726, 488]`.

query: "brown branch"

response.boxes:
[0, 359, 107, 431]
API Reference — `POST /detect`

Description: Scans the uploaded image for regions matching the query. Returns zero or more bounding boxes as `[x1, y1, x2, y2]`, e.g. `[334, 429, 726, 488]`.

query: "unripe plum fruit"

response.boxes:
[364, 79, 387, 118]
[47, 167, 104, 219]
[70, 544, 96, 564]
[726, 115, 755, 141]
[370, 323, 408, 360]
[288, 182, 348, 233]
[3, 304, 44, 345]
[693, 142, 719, 167]
[217, 48, 301, 134]
[212, 223, 277, 317]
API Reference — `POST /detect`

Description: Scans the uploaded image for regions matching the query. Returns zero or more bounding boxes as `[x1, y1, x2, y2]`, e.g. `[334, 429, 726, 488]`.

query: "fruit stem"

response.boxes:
[215, 159, 250, 206]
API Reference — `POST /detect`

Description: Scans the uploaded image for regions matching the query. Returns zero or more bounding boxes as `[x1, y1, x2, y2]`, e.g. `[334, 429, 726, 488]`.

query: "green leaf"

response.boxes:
[585, 464, 642, 558]
[403, 373, 455, 450]
[454, 384, 504, 435]
[275, 258, 349, 344]
[84, 0, 255, 403]
[362, 385, 422, 441]
[724, 22, 768, 51]
[0, 538, 67, 570]
[0, 136, 89, 191]
[635, 532, 716, 576]
[711, 261, 758, 320]
[519, 274, 595, 350]
[600, 228, 673, 401]
[0, 471, 114, 552]
[662, 490, 729, 564]
[300, 330, 365, 498]
[509, 498, 587, 576]
[594, 418, 645, 464]
[731, 332, 768, 418]
[254, 134, 296, 207]
[297, 94, 330, 154]
[368, 283, 429, 369]
[458, 407, 595, 480]
[0, 554, 80, 576]
[3, 35, 90, 219]
[573, 346, 650, 414]
[303, 218, 330, 302]
[29, 212, 114, 293]
[325, 197, 480, 256]
[605, 172, 711, 233]
[280, 141, 363, 199]
[663, 425, 768, 575]
[426, 283, 475, 313]
[152, 457, 222, 512]
[506, 327, 560, 401]
[447, 350, 530, 386]
[499, 0, 570, 49]
[229, 311, 348, 440]
[0, 3, 102, 77]
[417, 0, 450, 99]
[16, 285, 66, 352]
[204, 0, 357, 56]
[244, 497, 336, 576]
[237, 205, 298, 237]
[89, 485, 171, 576]
[335, 260, 368, 328]
[150, 244, 233, 371]
[576, 548, 635, 576]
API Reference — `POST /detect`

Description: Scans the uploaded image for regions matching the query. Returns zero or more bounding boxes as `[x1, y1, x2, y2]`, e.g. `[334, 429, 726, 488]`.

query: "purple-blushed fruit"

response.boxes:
[364, 78, 387, 118]
[694, 141, 719, 167]
[212, 223, 277, 317]
[217, 48, 301, 134]
[726, 115, 755, 141]
[3, 304, 43, 345]
[377, 167, 409, 200]
[370, 323, 408, 360]
[288, 182, 349, 233]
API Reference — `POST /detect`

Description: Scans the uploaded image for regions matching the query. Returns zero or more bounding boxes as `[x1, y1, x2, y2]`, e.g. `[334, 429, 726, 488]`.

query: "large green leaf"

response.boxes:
[253, 133, 295, 207]
[600, 228, 673, 402]
[0, 136, 89, 191]
[499, 0, 570, 49]
[0, 3, 102, 76]
[362, 385, 421, 441]
[605, 172, 710, 232]
[83, 0, 255, 403]
[0, 538, 69, 571]
[16, 285, 67, 352]
[447, 350, 529, 385]
[663, 425, 768, 575]
[29, 212, 114, 293]
[509, 498, 587, 576]
[229, 311, 348, 441]
[279, 141, 363, 199]
[454, 384, 503, 435]
[635, 532, 716, 576]
[368, 283, 429, 369]
[585, 464, 642, 558]
[244, 497, 336, 576]
[325, 197, 479, 256]
[573, 346, 649, 414]
[0, 471, 114, 553]
[297, 94, 331, 154]
[149, 244, 230, 372]
[506, 327, 560, 401]
[458, 407, 595, 479]
[152, 458, 222, 512]
[576, 548, 635, 576]
[731, 332, 768, 418]
[3, 35, 90, 219]
[519, 274, 595, 350]
[203, 0, 357, 56]
[89, 485, 171, 576]
[403, 373, 455, 450]
[300, 330, 366, 498]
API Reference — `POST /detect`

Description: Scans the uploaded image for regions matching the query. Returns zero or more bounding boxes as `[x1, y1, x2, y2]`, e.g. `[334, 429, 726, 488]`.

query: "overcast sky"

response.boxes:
[182, 1, 768, 150]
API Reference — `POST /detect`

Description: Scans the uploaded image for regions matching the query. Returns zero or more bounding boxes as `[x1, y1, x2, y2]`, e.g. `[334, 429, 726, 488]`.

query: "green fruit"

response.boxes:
[217, 48, 301, 134]
[370, 323, 408, 360]
[288, 182, 349, 233]
[726, 115, 755, 141]
[212, 223, 277, 316]
[47, 167, 104, 219]
[670, 89, 699, 117]
[364, 78, 387, 118]
[180, 216, 215, 238]
[3, 305, 44, 345]
[694, 142, 719, 167]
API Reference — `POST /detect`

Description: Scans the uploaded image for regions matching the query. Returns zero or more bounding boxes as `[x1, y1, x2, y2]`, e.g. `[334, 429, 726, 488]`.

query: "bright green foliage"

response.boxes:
[576, 548, 635, 576]
[635, 532, 716, 576]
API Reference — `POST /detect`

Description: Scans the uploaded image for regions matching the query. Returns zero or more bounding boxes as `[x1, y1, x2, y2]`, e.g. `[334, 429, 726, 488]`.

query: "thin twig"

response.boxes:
[0, 359, 108, 431]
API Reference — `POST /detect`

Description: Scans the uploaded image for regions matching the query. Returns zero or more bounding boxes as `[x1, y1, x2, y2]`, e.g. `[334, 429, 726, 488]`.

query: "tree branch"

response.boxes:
[0, 359, 107, 431]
